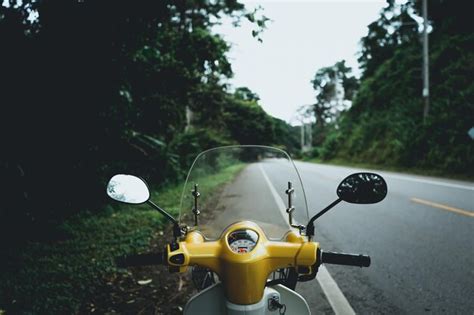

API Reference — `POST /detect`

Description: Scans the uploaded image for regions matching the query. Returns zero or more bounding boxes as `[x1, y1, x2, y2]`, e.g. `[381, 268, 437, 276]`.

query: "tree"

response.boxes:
[310, 60, 358, 144]
[234, 87, 261, 102]
[321, 0, 473, 175]
[358, 1, 419, 79]
[0, 0, 270, 241]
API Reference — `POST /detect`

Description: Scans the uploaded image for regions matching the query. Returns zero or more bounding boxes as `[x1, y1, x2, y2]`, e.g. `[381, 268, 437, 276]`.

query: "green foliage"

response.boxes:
[187, 85, 299, 154]
[310, 60, 358, 145]
[234, 86, 261, 102]
[171, 128, 234, 177]
[0, 163, 246, 313]
[0, 1, 309, 313]
[0, 205, 166, 314]
[0, 4, 300, 314]
[0, 0, 297, 244]
[319, 128, 342, 160]
[272, 118, 301, 154]
[358, 1, 418, 79]
[223, 97, 276, 145]
[316, 0, 474, 177]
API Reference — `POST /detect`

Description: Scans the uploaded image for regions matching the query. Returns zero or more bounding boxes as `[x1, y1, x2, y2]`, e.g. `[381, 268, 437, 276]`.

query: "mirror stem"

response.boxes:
[146, 200, 179, 225]
[306, 198, 342, 240]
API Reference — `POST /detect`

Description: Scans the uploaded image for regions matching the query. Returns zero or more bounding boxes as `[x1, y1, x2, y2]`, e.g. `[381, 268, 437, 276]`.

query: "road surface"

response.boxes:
[267, 161, 474, 314]
[209, 160, 473, 314]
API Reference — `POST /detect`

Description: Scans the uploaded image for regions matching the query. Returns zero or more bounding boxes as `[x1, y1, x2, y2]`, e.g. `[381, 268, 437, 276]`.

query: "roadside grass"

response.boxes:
[305, 157, 474, 182]
[0, 164, 243, 314]
[0, 203, 168, 314]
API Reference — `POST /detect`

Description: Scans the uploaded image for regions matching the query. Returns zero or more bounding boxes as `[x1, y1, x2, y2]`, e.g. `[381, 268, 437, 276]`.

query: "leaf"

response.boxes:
[137, 279, 152, 285]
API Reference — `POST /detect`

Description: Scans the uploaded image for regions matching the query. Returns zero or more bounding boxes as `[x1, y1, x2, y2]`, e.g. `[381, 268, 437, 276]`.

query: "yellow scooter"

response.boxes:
[107, 145, 387, 314]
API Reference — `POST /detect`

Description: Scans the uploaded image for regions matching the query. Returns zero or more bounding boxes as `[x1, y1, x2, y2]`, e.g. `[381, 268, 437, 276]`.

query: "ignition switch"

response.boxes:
[268, 295, 286, 314]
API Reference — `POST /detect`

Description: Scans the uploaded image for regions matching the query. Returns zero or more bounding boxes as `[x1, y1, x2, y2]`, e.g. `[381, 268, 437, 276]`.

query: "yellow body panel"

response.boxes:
[167, 221, 319, 305]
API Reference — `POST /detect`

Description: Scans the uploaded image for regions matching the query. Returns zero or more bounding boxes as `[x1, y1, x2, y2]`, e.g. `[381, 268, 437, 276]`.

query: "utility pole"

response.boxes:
[294, 104, 314, 153]
[306, 123, 312, 150]
[300, 123, 313, 153]
[300, 123, 304, 151]
[422, 0, 430, 122]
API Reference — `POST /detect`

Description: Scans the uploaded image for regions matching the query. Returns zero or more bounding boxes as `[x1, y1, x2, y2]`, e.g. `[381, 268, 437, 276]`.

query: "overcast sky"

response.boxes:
[214, 0, 386, 124]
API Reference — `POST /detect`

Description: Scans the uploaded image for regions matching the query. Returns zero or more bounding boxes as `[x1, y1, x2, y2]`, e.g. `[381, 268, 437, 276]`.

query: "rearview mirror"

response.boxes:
[337, 172, 387, 204]
[106, 174, 150, 204]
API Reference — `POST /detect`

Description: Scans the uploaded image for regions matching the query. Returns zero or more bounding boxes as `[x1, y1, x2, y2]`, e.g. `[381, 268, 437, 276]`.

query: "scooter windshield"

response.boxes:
[179, 146, 309, 240]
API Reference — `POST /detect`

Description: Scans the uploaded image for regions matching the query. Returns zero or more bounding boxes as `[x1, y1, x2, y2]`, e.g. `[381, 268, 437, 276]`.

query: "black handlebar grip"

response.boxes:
[116, 252, 164, 268]
[321, 251, 371, 267]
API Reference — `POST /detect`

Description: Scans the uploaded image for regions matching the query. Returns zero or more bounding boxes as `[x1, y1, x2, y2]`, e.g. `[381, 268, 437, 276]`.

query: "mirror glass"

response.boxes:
[106, 174, 150, 204]
[337, 172, 387, 204]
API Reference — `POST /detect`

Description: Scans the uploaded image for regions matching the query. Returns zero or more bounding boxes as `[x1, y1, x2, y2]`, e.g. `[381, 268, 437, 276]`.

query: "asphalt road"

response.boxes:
[260, 161, 474, 314]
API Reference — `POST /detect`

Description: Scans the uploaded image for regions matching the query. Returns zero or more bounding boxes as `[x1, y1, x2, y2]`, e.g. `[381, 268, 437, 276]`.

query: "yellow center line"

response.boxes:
[411, 198, 474, 218]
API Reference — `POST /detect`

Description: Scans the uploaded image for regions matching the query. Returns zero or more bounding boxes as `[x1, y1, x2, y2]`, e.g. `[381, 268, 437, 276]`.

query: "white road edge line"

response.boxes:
[297, 161, 474, 191]
[317, 266, 355, 315]
[383, 174, 474, 191]
[259, 164, 356, 315]
[258, 164, 290, 221]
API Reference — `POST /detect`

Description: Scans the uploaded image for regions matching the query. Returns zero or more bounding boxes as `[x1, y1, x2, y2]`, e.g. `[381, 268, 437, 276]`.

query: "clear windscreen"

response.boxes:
[179, 146, 309, 240]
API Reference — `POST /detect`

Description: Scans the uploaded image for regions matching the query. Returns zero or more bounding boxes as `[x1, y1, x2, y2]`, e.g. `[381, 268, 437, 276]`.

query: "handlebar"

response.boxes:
[116, 252, 165, 268]
[321, 251, 371, 267]
[115, 250, 370, 270]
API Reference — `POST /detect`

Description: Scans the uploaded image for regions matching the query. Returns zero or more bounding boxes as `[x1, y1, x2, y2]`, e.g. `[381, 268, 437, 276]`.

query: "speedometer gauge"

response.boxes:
[227, 229, 259, 254]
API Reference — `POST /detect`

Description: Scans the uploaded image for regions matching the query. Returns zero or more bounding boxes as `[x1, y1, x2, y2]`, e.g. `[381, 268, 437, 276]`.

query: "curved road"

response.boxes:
[263, 161, 473, 314]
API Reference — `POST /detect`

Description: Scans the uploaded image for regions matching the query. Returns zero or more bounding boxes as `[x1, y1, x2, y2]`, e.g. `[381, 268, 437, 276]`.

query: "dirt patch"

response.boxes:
[80, 227, 197, 315]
